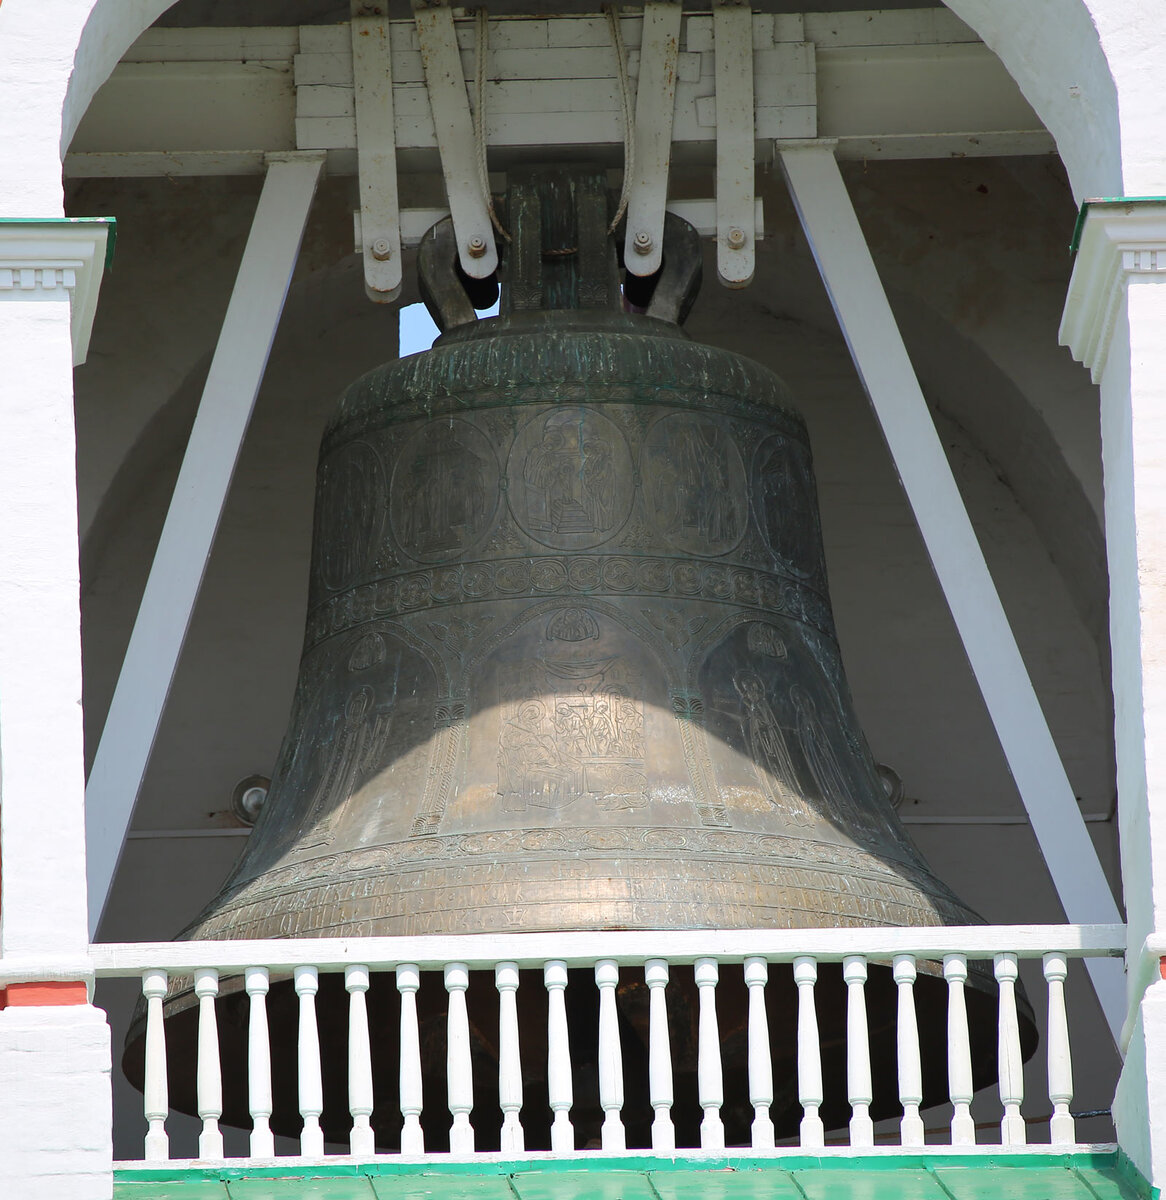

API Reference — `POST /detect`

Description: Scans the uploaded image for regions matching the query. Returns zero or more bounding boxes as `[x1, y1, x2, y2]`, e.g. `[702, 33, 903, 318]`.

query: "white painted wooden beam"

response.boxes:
[351, 4, 402, 303]
[712, 0, 756, 287]
[624, 1, 682, 277]
[84, 151, 325, 939]
[777, 141, 1125, 1040]
[412, 0, 497, 280]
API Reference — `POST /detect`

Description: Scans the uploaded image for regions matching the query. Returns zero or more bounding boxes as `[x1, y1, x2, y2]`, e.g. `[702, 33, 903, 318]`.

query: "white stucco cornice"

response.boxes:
[0, 217, 114, 365]
[1060, 198, 1166, 383]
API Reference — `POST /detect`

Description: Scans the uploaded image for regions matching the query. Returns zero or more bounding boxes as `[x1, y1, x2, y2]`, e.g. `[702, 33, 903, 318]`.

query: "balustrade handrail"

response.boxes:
[88, 923, 1127, 976]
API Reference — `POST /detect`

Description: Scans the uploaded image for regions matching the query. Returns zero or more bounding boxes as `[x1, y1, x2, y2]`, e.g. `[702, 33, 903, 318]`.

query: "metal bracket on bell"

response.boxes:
[418, 216, 499, 333]
[618, 210, 703, 325]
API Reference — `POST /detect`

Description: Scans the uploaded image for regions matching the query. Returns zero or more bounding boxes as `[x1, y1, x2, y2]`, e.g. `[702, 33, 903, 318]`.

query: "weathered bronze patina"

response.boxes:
[127, 167, 1034, 1147]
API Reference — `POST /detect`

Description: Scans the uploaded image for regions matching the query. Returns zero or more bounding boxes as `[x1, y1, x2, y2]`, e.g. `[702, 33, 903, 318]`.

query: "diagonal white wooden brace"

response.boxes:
[624, 1, 682, 278]
[412, 0, 498, 280]
[352, 3, 402, 303]
[84, 151, 325, 938]
[713, 0, 755, 287]
[778, 141, 1125, 1040]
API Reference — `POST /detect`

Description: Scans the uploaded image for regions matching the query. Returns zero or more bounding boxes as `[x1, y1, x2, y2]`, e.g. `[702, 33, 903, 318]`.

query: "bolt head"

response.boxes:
[467, 236, 488, 258]
[727, 227, 747, 250]
[632, 230, 653, 255]
[371, 237, 392, 261]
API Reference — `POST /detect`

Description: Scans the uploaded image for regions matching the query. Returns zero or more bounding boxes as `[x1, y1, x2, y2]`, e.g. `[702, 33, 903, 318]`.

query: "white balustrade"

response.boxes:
[345, 965, 375, 1157]
[893, 954, 925, 1147]
[397, 963, 425, 1154]
[843, 954, 873, 1147]
[496, 961, 524, 1154]
[244, 965, 275, 1157]
[744, 956, 775, 1150]
[1044, 953, 1075, 1145]
[94, 925, 1122, 1165]
[595, 959, 626, 1151]
[193, 967, 224, 1160]
[995, 952, 1026, 1146]
[695, 958, 725, 1149]
[294, 964, 325, 1156]
[544, 959, 575, 1153]
[141, 968, 170, 1162]
[445, 962, 475, 1153]
[793, 955, 825, 1148]
[645, 959, 675, 1151]
[943, 954, 976, 1146]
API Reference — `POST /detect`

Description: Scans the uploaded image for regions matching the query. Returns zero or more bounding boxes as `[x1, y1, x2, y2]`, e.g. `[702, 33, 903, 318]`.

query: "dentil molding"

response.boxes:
[0, 217, 114, 365]
[1060, 199, 1166, 384]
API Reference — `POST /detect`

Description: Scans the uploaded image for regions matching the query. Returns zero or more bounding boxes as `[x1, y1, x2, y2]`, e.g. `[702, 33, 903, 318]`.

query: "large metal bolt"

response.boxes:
[467, 235, 489, 259]
[371, 237, 392, 261]
[632, 230, 654, 256]
[727, 226, 747, 250]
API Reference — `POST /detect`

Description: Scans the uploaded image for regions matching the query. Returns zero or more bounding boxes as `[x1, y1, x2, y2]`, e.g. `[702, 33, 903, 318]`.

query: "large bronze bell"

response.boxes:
[126, 166, 1035, 1147]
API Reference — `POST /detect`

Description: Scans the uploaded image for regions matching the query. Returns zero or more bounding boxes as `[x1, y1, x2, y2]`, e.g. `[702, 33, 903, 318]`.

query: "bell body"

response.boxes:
[187, 312, 974, 943]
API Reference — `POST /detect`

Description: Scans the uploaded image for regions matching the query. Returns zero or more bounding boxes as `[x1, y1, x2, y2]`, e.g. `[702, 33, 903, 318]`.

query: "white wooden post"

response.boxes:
[744, 956, 775, 1149]
[943, 954, 976, 1146]
[843, 955, 874, 1147]
[995, 953, 1026, 1146]
[141, 968, 170, 1162]
[345, 964, 376, 1157]
[777, 141, 1125, 1040]
[245, 966, 275, 1158]
[695, 958, 726, 1149]
[496, 961, 525, 1154]
[595, 959, 626, 1151]
[397, 964, 425, 1153]
[1043, 953, 1075, 1145]
[893, 954, 925, 1147]
[193, 967, 224, 1160]
[294, 965, 325, 1156]
[84, 152, 325, 936]
[645, 959, 675, 1151]
[445, 962, 475, 1154]
[544, 960, 575, 1153]
[794, 956, 824, 1148]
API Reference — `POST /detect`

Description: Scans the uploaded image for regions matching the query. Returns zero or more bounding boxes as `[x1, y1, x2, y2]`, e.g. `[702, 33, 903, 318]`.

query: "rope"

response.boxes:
[474, 8, 510, 242]
[605, 4, 635, 233]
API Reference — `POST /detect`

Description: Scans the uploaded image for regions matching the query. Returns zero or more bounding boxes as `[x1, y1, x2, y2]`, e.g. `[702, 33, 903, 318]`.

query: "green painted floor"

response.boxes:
[114, 1153, 1153, 1200]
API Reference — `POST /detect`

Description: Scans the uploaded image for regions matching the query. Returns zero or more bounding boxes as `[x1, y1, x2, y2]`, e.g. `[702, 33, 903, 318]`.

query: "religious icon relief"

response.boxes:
[642, 413, 747, 557]
[642, 607, 708, 651]
[427, 615, 495, 663]
[507, 407, 634, 550]
[494, 609, 648, 813]
[389, 418, 499, 562]
[752, 433, 824, 583]
[316, 441, 386, 594]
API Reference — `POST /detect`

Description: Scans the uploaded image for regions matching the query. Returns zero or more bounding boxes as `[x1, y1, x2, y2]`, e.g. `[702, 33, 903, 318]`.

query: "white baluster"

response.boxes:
[744, 957, 775, 1150]
[645, 959, 675, 1152]
[294, 965, 325, 1156]
[193, 967, 224, 1160]
[346, 965, 375, 1157]
[245, 966, 275, 1158]
[793, 956, 824, 1148]
[995, 952, 1026, 1146]
[397, 964, 425, 1153]
[843, 955, 873, 1148]
[943, 955, 976, 1146]
[595, 959, 626, 1150]
[894, 954, 925, 1147]
[695, 958, 725, 1149]
[141, 968, 170, 1162]
[445, 962, 475, 1154]
[496, 961, 525, 1154]
[544, 960, 575, 1153]
[1044, 953, 1075, 1146]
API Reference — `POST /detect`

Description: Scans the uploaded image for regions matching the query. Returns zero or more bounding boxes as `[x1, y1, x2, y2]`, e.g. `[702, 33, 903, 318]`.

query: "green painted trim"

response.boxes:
[1070, 197, 1166, 254]
[1115, 1150, 1160, 1200]
[0, 216, 117, 269]
[114, 1150, 1140, 1184]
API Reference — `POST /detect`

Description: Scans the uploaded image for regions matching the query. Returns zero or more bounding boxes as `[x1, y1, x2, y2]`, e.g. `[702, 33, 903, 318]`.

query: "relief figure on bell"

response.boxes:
[732, 668, 813, 826]
[790, 682, 874, 838]
[524, 409, 615, 535]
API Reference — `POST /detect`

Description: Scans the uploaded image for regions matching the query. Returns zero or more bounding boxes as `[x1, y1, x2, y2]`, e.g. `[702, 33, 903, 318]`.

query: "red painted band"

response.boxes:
[1, 980, 88, 1007]
[1159, 956, 1166, 981]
